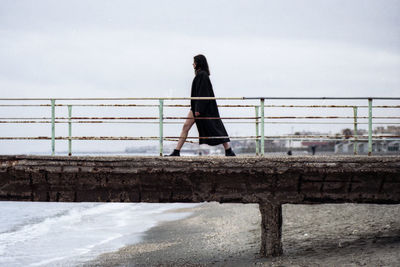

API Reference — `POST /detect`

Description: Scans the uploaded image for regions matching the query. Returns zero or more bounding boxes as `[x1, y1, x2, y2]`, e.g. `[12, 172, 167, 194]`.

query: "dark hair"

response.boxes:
[194, 54, 210, 75]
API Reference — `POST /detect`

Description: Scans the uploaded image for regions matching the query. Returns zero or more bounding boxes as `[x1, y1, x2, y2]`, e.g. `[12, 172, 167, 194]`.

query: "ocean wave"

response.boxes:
[0, 202, 200, 266]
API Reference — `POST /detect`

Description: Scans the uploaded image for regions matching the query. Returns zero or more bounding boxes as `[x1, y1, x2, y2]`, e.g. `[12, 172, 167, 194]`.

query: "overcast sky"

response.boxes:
[0, 0, 399, 154]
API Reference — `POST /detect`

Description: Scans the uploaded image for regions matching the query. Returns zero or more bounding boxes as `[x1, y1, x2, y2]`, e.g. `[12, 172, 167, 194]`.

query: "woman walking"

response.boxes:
[168, 54, 235, 157]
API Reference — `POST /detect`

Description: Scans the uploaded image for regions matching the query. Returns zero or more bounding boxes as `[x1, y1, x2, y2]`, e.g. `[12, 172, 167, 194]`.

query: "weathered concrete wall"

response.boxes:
[1, 155, 399, 204]
[1, 155, 399, 257]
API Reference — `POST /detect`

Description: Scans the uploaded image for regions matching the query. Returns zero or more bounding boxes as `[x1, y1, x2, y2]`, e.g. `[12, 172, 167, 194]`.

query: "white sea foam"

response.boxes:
[0, 202, 199, 266]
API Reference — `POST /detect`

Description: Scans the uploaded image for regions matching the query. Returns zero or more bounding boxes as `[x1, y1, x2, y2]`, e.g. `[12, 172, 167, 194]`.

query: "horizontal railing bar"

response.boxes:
[0, 104, 259, 108]
[1, 120, 399, 125]
[0, 137, 159, 140]
[1, 135, 399, 140]
[0, 97, 245, 101]
[167, 116, 400, 120]
[0, 120, 247, 124]
[263, 105, 400, 108]
[1, 97, 400, 101]
[243, 97, 400, 100]
[2, 116, 399, 120]
[262, 122, 400, 125]
[1, 104, 399, 109]
[0, 117, 384, 121]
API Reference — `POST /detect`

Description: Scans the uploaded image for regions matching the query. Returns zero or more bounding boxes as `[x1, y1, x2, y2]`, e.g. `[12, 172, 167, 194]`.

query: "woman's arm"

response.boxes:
[194, 72, 212, 115]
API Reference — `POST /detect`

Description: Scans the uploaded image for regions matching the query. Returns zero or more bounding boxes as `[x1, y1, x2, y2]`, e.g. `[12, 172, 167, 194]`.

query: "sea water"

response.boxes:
[0, 202, 199, 266]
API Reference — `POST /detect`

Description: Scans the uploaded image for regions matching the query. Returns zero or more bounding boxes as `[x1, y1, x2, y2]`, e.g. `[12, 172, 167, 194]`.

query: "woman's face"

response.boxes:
[192, 61, 196, 69]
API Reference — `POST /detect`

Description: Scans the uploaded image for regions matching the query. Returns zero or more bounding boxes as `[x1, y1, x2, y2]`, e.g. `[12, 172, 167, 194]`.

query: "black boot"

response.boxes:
[225, 147, 236, 157]
[167, 149, 180, 157]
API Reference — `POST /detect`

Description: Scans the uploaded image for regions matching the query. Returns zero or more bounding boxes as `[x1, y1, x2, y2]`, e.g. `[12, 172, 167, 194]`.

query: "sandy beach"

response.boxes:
[87, 202, 400, 266]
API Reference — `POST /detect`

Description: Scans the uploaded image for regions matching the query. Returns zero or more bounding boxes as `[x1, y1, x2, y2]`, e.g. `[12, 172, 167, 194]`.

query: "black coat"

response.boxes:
[190, 70, 230, 146]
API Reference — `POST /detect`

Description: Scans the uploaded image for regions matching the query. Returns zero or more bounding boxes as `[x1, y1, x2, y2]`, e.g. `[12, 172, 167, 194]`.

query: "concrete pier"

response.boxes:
[1, 155, 399, 257]
[260, 202, 283, 257]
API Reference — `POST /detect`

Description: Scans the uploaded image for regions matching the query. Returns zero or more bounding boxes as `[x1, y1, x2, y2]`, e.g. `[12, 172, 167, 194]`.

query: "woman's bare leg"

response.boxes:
[223, 142, 235, 156]
[222, 142, 230, 150]
[175, 110, 195, 150]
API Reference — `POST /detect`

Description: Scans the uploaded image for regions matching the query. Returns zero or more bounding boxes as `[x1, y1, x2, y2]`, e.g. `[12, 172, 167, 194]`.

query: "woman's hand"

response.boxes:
[195, 112, 200, 116]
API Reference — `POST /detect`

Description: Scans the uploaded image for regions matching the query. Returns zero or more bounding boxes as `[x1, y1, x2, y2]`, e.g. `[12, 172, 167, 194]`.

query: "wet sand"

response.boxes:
[87, 202, 400, 266]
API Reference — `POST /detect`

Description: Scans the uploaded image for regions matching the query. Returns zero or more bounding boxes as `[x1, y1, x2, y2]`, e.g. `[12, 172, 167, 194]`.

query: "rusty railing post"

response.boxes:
[159, 99, 164, 156]
[68, 105, 72, 156]
[51, 99, 55, 156]
[260, 98, 265, 156]
[255, 105, 260, 155]
[353, 106, 358, 155]
[368, 98, 373, 156]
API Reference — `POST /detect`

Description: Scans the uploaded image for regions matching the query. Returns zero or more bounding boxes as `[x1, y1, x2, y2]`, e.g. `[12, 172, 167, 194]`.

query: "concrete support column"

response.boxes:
[259, 202, 283, 257]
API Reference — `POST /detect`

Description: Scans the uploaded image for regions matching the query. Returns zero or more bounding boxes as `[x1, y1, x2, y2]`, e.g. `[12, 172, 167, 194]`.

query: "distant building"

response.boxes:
[335, 139, 400, 154]
[302, 141, 335, 152]
[375, 126, 400, 135]
[335, 126, 400, 154]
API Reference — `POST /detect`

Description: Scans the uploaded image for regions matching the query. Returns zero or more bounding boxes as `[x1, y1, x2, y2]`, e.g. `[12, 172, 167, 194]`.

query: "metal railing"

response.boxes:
[0, 97, 399, 156]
